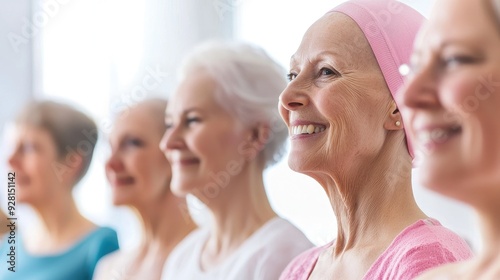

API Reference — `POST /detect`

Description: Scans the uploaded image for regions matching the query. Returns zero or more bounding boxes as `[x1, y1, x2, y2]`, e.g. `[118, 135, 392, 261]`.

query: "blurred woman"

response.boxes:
[93, 99, 196, 280]
[160, 41, 313, 280]
[0, 100, 119, 280]
[401, 0, 500, 278]
[278, 0, 472, 279]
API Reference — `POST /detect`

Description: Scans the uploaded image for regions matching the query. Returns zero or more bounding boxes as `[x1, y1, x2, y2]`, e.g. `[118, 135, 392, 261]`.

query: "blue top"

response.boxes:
[0, 227, 119, 280]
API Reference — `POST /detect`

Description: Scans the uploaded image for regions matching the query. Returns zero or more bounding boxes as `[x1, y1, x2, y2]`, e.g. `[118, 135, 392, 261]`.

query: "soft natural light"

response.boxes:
[34, 0, 479, 250]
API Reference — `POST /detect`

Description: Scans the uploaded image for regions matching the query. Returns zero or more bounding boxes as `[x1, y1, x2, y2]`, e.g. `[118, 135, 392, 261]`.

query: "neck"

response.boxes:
[134, 193, 196, 255]
[33, 189, 90, 239]
[203, 161, 277, 254]
[477, 206, 500, 258]
[315, 142, 426, 255]
[28, 185, 94, 253]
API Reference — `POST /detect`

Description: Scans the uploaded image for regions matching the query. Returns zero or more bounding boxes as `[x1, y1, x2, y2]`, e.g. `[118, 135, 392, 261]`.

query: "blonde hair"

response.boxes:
[15, 100, 98, 185]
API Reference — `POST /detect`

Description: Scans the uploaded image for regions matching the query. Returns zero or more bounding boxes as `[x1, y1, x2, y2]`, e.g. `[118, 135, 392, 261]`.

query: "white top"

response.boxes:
[161, 217, 313, 280]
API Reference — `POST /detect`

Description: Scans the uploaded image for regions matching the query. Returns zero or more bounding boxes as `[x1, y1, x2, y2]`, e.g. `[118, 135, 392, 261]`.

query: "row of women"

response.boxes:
[1, 0, 499, 279]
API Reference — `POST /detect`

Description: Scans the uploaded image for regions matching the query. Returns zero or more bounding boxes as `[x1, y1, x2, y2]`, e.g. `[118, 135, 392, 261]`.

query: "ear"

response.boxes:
[384, 100, 404, 131]
[244, 123, 271, 161]
[252, 123, 272, 151]
[52, 151, 84, 186]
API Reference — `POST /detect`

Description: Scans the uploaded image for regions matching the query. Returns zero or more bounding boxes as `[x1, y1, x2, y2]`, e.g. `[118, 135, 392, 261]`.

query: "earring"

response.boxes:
[395, 121, 401, 127]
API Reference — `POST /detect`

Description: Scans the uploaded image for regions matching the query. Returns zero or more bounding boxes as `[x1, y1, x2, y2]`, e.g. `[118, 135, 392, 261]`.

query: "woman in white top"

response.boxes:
[160, 41, 313, 280]
[93, 99, 196, 280]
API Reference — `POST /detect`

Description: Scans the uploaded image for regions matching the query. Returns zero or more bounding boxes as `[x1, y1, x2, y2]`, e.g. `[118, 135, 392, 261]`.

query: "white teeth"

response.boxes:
[290, 124, 326, 135]
[417, 126, 461, 145]
[306, 125, 314, 134]
[431, 128, 447, 143]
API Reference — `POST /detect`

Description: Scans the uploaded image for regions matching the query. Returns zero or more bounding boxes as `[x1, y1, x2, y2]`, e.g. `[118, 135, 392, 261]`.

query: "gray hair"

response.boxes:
[178, 41, 288, 167]
[485, 0, 500, 29]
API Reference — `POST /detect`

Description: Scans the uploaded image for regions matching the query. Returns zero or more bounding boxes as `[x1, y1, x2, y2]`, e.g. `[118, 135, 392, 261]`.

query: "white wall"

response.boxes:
[0, 0, 33, 210]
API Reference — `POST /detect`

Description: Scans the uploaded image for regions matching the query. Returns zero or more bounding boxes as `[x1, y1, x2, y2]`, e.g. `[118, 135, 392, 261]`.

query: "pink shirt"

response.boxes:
[279, 219, 472, 280]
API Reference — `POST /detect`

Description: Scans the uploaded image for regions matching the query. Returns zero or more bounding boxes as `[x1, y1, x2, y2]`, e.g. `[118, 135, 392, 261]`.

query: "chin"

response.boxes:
[419, 166, 465, 198]
[169, 181, 192, 198]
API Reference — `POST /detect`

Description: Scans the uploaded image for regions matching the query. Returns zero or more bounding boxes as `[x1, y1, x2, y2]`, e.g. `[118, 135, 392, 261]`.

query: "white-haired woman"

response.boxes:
[160, 41, 313, 280]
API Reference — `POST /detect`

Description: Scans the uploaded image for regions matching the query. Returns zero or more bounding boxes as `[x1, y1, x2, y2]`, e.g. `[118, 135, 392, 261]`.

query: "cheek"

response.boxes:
[440, 74, 483, 117]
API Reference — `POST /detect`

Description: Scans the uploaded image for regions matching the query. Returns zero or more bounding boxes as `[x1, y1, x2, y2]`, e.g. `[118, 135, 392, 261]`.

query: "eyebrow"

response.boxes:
[165, 107, 204, 119]
[290, 50, 341, 67]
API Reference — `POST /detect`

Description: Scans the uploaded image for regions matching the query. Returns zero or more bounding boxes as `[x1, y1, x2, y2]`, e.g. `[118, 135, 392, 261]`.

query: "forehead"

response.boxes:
[112, 105, 158, 135]
[292, 12, 375, 69]
[167, 71, 219, 116]
[416, 0, 498, 51]
[14, 124, 49, 139]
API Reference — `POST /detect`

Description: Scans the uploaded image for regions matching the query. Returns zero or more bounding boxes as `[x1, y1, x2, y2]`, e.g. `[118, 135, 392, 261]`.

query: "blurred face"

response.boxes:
[160, 71, 252, 198]
[279, 13, 395, 176]
[400, 0, 500, 201]
[106, 105, 171, 206]
[8, 125, 62, 204]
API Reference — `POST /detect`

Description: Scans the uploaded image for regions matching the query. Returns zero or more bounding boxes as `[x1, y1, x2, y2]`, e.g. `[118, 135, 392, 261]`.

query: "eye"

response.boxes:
[442, 55, 477, 69]
[21, 142, 36, 153]
[186, 117, 200, 126]
[165, 121, 173, 131]
[320, 68, 334, 75]
[123, 138, 143, 148]
[287, 72, 297, 82]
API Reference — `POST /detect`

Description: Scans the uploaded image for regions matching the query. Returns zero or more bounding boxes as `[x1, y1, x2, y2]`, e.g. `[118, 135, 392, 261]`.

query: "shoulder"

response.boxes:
[161, 228, 207, 279]
[242, 218, 313, 267]
[396, 219, 472, 260]
[164, 227, 207, 264]
[84, 227, 120, 276]
[86, 227, 119, 255]
[92, 251, 123, 280]
[415, 261, 471, 280]
[90, 227, 118, 240]
[368, 219, 473, 279]
[278, 244, 328, 280]
[257, 218, 313, 253]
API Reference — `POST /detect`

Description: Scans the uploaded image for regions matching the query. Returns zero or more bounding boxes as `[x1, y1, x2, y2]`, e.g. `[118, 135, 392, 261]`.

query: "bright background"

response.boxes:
[0, 0, 479, 251]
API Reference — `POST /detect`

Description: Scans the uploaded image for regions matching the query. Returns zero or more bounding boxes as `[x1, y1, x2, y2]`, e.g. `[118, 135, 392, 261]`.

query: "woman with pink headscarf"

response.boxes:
[278, 0, 472, 279]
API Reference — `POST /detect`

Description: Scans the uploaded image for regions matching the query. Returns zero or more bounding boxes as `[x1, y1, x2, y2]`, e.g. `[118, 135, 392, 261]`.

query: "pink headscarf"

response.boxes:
[330, 0, 424, 157]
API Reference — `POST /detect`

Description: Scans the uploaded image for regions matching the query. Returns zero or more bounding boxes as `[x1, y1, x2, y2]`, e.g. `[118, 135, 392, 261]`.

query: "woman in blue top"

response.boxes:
[0, 100, 119, 280]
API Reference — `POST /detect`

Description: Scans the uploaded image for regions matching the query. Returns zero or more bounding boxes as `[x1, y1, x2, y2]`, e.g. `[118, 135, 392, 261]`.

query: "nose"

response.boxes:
[159, 124, 185, 154]
[7, 149, 20, 171]
[105, 150, 124, 173]
[279, 81, 310, 123]
[400, 62, 440, 110]
[279, 81, 310, 111]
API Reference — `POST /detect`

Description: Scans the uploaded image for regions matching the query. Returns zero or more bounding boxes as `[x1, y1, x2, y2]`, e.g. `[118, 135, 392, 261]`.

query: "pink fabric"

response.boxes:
[279, 219, 473, 280]
[329, 0, 424, 157]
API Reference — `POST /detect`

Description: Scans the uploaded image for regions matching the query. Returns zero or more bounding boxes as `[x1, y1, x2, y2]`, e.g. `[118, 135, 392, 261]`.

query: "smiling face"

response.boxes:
[160, 70, 253, 198]
[8, 125, 63, 204]
[279, 13, 397, 177]
[400, 0, 500, 202]
[106, 103, 171, 206]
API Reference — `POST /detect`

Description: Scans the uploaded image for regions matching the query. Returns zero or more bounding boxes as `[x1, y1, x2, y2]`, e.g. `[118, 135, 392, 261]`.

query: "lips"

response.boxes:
[290, 124, 326, 135]
[415, 125, 462, 148]
[15, 174, 30, 187]
[169, 157, 200, 167]
[111, 176, 135, 187]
